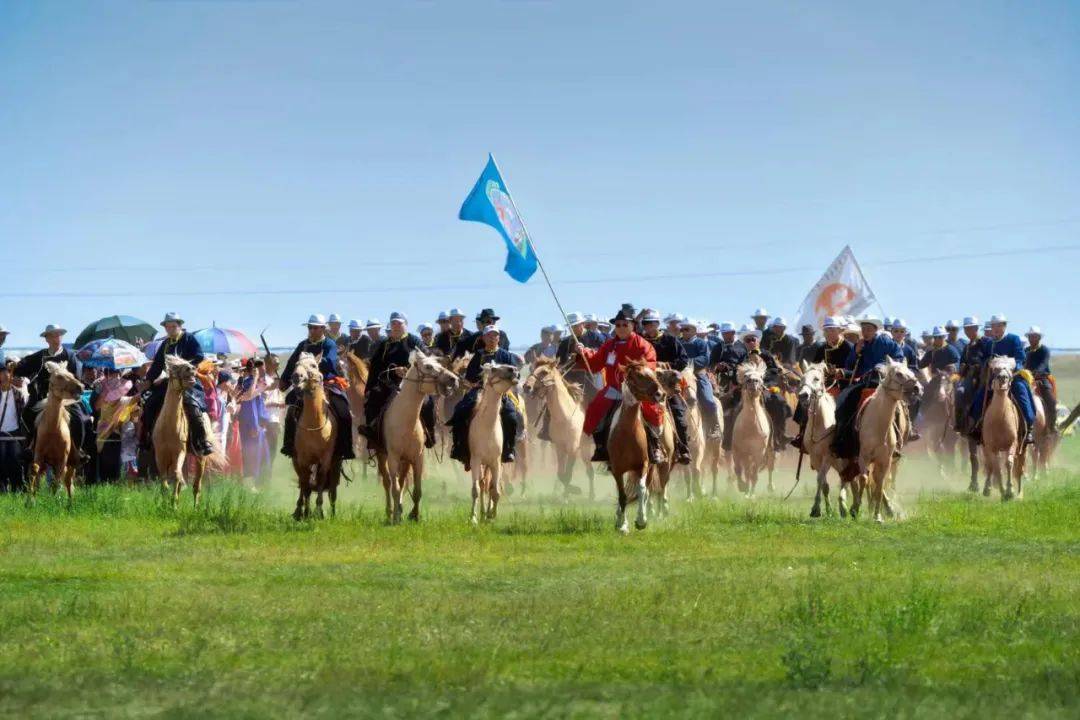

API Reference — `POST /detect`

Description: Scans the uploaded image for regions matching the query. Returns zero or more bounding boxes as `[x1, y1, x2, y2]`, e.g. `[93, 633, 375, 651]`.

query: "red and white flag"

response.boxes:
[794, 246, 876, 333]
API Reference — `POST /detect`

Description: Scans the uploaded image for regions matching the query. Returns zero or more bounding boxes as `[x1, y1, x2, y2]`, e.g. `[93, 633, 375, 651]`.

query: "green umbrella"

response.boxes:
[74, 315, 157, 349]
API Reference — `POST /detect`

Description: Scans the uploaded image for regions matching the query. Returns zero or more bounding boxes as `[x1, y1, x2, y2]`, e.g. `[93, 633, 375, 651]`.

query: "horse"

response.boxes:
[27, 362, 84, 503]
[919, 368, 959, 477]
[851, 358, 919, 522]
[730, 362, 772, 497]
[467, 363, 520, 524]
[607, 360, 672, 533]
[290, 353, 340, 519]
[796, 363, 855, 517]
[980, 357, 1032, 501]
[656, 366, 709, 504]
[522, 357, 595, 499]
[341, 350, 369, 468]
[153, 355, 222, 507]
[377, 350, 460, 524]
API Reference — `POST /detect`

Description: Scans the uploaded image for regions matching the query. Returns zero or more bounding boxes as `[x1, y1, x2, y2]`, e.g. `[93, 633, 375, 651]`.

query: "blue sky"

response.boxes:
[2, 1, 1078, 349]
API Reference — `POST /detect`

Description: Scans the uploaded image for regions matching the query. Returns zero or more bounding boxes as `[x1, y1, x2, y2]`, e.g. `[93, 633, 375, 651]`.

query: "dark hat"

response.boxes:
[620, 302, 637, 317]
[608, 309, 635, 325]
[476, 308, 500, 322]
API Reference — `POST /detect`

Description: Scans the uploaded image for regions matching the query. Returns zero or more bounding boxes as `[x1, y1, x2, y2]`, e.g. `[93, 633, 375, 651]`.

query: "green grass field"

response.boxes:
[2, 360, 1079, 718]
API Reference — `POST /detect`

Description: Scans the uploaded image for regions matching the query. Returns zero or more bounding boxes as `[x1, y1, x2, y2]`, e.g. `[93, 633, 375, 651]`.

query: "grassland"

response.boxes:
[0, 359, 1078, 718]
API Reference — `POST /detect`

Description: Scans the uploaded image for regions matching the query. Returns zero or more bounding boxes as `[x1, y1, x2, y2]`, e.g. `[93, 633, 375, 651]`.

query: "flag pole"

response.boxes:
[489, 155, 582, 352]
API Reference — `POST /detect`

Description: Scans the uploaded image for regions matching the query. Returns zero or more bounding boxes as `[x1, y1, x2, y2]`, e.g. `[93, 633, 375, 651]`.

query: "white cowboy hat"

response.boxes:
[327, 313, 342, 323]
[0, 324, 10, 334]
[388, 311, 407, 324]
[680, 318, 699, 330]
[845, 323, 861, 335]
[931, 326, 947, 337]
[348, 319, 361, 330]
[989, 313, 1008, 324]
[1025, 325, 1043, 337]
[640, 309, 661, 323]
[482, 324, 500, 335]
[40, 323, 67, 337]
[944, 319, 959, 330]
[739, 324, 761, 340]
[751, 307, 769, 318]
[565, 311, 585, 325]
[303, 314, 327, 327]
[159, 312, 183, 326]
[858, 314, 883, 329]
[364, 318, 382, 330]
[719, 321, 736, 333]
[447, 307, 466, 319]
[417, 323, 433, 333]
[962, 315, 979, 328]
[822, 316, 843, 329]
[891, 318, 908, 331]
[883, 316, 894, 329]
[437, 311, 450, 321]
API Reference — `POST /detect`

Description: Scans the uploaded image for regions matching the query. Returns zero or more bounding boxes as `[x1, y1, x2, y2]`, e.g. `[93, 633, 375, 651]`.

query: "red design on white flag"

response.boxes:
[794, 246, 876, 335]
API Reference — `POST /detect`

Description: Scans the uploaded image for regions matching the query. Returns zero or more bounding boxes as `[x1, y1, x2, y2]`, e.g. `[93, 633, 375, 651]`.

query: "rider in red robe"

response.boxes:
[575, 310, 666, 463]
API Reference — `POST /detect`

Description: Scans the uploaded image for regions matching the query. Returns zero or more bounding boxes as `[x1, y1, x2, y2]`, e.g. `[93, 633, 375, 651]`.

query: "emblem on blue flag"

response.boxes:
[459, 154, 539, 283]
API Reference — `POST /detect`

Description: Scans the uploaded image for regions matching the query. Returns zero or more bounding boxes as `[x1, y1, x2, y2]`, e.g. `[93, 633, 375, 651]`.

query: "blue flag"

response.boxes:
[459, 154, 539, 283]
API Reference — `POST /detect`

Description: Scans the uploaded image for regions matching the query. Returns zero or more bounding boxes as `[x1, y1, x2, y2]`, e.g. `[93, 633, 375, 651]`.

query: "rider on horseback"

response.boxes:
[968, 314, 1037, 445]
[830, 315, 905, 460]
[139, 313, 213, 456]
[716, 325, 790, 452]
[360, 312, 436, 451]
[791, 316, 854, 450]
[279, 314, 355, 460]
[1024, 326, 1057, 435]
[640, 309, 691, 465]
[576, 309, 666, 465]
[678, 318, 723, 443]
[447, 325, 522, 469]
[15, 323, 93, 460]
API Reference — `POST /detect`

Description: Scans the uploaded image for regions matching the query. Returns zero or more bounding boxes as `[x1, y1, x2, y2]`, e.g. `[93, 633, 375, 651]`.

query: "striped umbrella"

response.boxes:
[191, 326, 258, 357]
[74, 338, 149, 370]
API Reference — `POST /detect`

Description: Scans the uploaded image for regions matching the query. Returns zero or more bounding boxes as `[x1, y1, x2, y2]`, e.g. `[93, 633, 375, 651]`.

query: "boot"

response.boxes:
[675, 440, 691, 465]
[790, 431, 804, 451]
[646, 423, 666, 465]
[184, 405, 214, 457]
[590, 429, 608, 462]
[281, 411, 297, 457]
[501, 437, 516, 464]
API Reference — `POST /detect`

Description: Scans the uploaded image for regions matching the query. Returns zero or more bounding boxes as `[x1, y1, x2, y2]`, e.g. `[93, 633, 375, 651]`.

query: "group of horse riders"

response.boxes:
[1, 306, 1056, 476]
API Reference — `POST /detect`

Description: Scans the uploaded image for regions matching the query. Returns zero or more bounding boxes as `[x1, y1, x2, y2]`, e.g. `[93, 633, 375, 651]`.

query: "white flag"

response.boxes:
[794, 246, 876, 335]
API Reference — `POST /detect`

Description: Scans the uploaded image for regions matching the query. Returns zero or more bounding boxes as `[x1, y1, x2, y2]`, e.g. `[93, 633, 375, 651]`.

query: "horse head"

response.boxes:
[798, 362, 828, 401]
[877, 358, 919, 399]
[655, 367, 684, 398]
[293, 352, 323, 394]
[45, 361, 84, 399]
[988, 356, 1016, 393]
[736, 362, 766, 396]
[410, 349, 460, 397]
[481, 362, 519, 394]
[624, 360, 664, 404]
[164, 355, 197, 391]
[522, 356, 555, 397]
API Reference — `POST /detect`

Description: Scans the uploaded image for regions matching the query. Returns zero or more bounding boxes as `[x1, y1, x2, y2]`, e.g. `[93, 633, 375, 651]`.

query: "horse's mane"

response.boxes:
[164, 354, 193, 371]
[343, 351, 368, 384]
[45, 361, 79, 384]
[531, 357, 583, 402]
[989, 356, 1016, 373]
[736, 362, 765, 384]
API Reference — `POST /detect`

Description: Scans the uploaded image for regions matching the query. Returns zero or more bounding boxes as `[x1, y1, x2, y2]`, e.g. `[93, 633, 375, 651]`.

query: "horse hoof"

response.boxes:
[982, 487, 991, 497]
[1002, 491, 1014, 502]
[874, 515, 884, 524]
[470, 517, 478, 527]
[968, 483, 979, 493]
[618, 524, 630, 535]
[408, 510, 420, 522]
[635, 519, 648, 530]
[292, 509, 303, 522]
[809, 506, 821, 518]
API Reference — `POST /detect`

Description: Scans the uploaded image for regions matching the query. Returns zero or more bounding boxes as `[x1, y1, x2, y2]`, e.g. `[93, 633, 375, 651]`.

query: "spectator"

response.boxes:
[236, 358, 272, 483]
[0, 360, 28, 491]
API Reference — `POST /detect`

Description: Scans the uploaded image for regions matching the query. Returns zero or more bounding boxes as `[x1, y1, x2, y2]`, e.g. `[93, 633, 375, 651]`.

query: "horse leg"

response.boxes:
[767, 451, 776, 494]
[27, 461, 44, 503]
[173, 456, 185, 508]
[488, 464, 501, 520]
[191, 458, 205, 508]
[810, 465, 827, 518]
[614, 474, 629, 534]
[470, 463, 482, 526]
[584, 449, 596, 501]
[408, 454, 424, 522]
[1014, 447, 1025, 500]
[849, 473, 865, 520]
[392, 463, 407, 525]
[293, 470, 306, 521]
[315, 482, 325, 519]
[1003, 451, 1016, 501]
[632, 470, 648, 530]
[61, 464, 74, 504]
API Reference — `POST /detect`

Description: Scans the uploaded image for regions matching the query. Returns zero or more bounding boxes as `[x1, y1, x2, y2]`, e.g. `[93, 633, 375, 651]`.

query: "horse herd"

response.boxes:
[25, 349, 1058, 532]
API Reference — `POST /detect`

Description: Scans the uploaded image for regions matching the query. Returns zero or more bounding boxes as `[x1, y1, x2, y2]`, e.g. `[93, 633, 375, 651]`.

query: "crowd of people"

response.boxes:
[0, 302, 1060, 492]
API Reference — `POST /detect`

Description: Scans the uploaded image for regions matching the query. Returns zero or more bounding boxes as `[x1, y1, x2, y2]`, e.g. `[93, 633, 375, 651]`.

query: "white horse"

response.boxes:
[797, 363, 854, 517]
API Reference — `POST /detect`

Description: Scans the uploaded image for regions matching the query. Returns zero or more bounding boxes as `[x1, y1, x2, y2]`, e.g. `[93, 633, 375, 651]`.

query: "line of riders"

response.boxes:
[3, 305, 1057, 477]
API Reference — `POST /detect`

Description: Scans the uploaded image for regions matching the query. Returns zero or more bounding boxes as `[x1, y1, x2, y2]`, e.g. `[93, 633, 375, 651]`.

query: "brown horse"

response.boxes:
[153, 356, 222, 507]
[607, 360, 671, 533]
[342, 350, 369, 464]
[290, 353, 340, 519]
[378, 350, 460, 524]
[28, 362, 84, 503]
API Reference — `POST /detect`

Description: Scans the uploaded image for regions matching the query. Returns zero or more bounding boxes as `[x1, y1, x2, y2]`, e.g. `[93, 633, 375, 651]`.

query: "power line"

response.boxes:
[1, 243, 1077, 299]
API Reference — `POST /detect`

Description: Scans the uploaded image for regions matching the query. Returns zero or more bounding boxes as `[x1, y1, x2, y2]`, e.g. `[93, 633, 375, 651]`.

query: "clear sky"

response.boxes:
[2, 1, 1078, 349]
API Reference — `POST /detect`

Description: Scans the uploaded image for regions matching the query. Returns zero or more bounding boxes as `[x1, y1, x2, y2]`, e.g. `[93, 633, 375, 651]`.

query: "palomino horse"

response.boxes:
[378, 350, 460, 524]
[730, 362, 772, 497]
[522, 357, 595, 499]
[797, 363, 854, 517]
[851, 358, 918, 522]
[468, 363, 520, 524]
[980, 357, 1035, 500]
[28, 362, 84, 503]
[607, 360, 672, 533]
[657, 366, 711, 503]
[342, 351, 369, 466]
[154, 355, 221, 507]
[290, 353, 340, 519]
[919, 368, 959, 476]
